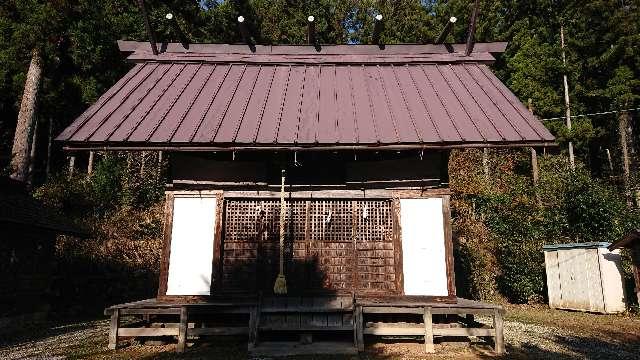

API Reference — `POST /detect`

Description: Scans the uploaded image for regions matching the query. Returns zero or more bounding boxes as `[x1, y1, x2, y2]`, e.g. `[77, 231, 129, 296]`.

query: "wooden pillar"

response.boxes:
[492, 308, 505, 355]
[108, 309, 119, 350]
[354, 305, 364, 352]
[177, 306, 188, 353]
[424, 306, 434, 353]
[248, 305, 260, 349]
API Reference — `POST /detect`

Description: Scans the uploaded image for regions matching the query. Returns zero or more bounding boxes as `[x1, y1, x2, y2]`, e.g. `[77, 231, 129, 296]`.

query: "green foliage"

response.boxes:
[33, 153, 165, 311]
[452, 150, 640, 303]
[35, 152, 164, 216]
[90, 154, 124, 211]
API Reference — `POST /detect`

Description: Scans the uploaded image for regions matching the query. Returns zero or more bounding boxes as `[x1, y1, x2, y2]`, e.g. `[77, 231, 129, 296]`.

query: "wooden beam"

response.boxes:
[237, 16, 255, 52]
[363, 325, 496, 337]
[435, 17, 457, 44]
[165, 13, 189, 49]
[307, 16, 316, 46]
[136, 0, 158, 55]
[118, 328, 179, 337]
[189, 327, 249, 336]
[372, 14, 384, 45]
[465, 0, 480, 56]
[221, 188, 451, 199]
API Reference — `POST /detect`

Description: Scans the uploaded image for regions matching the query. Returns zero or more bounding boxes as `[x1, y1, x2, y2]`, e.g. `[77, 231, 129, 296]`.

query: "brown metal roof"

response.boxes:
[57, 43, 554, 150]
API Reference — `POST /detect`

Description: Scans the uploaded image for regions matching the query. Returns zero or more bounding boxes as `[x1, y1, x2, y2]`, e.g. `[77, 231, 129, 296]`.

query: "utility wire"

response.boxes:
[540, 107, 640, 122]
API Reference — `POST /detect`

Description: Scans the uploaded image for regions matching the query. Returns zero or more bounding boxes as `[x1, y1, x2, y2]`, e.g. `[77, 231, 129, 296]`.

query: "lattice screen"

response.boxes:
[222, 199, 395, 294]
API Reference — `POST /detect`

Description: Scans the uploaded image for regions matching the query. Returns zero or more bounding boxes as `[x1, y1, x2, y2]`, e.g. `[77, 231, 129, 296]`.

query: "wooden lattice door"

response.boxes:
[221, 199, 396, 294]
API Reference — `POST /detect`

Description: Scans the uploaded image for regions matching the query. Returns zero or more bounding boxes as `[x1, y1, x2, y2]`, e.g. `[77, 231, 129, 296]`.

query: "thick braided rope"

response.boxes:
[279, 171, 285, 275]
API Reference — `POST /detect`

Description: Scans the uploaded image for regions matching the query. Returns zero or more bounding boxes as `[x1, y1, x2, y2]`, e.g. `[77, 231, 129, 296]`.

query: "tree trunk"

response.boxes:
[27, 116, 39, 186]
[560, 26, 575, 170]
[619, 110, 632, 206]
[10, 48, 42, 182]
[68, 155, 76, 178]
[87, 151, 95, 176]
[482, 148, 489, 181]
[46, 118, 53, 180]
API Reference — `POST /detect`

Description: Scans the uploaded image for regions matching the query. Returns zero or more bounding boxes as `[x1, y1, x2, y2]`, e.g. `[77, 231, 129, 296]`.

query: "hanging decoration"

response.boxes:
[273, 169, 288, 294]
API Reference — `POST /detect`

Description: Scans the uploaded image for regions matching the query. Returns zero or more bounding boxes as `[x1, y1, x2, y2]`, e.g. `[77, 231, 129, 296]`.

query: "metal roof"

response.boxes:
[57, 42, 554, 150]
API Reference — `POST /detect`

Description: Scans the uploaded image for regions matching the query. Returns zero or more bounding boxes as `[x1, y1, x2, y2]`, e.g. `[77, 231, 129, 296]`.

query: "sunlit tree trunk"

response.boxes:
[619, 110, 632, 206]
[10, 48, 42, 182]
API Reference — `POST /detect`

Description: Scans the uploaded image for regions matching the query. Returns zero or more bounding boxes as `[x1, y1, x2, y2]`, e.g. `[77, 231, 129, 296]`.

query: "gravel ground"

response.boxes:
[1, 307, 639, 359]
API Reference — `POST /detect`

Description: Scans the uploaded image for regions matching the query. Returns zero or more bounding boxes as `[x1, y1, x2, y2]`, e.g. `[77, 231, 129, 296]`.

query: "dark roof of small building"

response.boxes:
[543, 242, 612, 251]
[609, 230, 640, 251]
[0, 177, 84, 236]
[57, 42, 555, 151]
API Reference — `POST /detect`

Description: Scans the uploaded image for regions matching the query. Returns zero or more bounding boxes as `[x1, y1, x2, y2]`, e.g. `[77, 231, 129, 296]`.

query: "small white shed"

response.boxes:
[543, 242, 626, 314]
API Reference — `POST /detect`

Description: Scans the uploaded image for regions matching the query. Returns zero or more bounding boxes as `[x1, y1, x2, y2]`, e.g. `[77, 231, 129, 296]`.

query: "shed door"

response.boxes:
[557, 248, 604, 312]
[400, 198, 448, 296]
[166, 196, 217, 295]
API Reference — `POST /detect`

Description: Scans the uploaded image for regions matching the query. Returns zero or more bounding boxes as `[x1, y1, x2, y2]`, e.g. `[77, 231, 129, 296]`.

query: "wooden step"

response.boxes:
[248, 341, 357, 356]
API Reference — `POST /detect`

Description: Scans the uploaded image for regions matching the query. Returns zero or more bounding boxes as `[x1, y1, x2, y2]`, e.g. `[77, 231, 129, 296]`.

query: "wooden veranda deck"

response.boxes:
[105, 295, 505, 355]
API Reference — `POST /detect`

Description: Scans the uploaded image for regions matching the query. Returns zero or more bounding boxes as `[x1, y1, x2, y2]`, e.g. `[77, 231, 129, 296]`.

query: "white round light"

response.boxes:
[375, 14, 383, 21]
[237, 15, 245, 23]
[165, 13, 173, 20]
[308, 15, 315, 22]
[450, 16, 457, 23]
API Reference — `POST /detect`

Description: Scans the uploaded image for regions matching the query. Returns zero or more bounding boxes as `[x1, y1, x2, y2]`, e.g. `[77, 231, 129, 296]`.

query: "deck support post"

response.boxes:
[354, 305, 364, 352]
[177, 306, 188, 353]
[108, 309, 119, 350]
[248, 305, 260, 349]
[493, 308, 505, 354]
[423, 306, 434, 353]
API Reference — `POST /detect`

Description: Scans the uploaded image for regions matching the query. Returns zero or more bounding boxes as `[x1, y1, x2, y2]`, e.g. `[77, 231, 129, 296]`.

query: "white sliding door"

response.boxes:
[400, 198, 448, 296]
[166, 196, 217, 295]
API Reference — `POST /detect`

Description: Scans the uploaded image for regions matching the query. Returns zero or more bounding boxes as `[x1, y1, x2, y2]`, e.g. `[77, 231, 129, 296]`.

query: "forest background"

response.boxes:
[1, 0, 639, 313]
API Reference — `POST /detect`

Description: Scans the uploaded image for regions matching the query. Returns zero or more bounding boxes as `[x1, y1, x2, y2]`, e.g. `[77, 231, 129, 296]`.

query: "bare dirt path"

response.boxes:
[1, 305, 638, 359]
